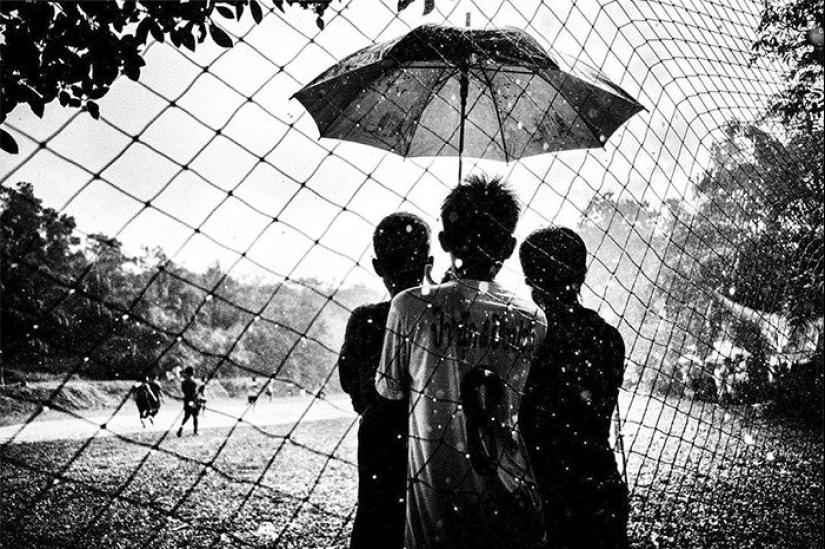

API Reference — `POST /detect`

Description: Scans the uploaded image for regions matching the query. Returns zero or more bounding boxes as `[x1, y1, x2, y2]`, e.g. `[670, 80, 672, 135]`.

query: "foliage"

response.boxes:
[0, 0, 333, 154]
[662, 120, 824, 392]
[0, 181, 371, 388]
[753, 0, 824, 125]
[0, 182, 83, 361]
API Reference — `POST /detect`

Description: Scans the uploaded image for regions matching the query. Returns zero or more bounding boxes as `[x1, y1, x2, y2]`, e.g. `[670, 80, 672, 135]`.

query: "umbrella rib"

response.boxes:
[536, 70, 604, 147]
[478, 69, 510, 163]
[403, 68, 459, 158]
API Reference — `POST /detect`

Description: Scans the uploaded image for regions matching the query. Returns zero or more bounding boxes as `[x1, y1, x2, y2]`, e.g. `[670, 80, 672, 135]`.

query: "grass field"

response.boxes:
[0, 394, 822, 549]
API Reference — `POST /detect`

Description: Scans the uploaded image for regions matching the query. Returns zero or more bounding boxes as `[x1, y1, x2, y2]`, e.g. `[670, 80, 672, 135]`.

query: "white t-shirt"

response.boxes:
[376, 279, 547, 549]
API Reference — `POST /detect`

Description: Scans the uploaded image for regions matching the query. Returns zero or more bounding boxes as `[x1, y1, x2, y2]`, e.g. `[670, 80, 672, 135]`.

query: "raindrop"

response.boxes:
[406, 224, 413, 233]
[728, 286, 736, 296]
[455, 258, 464, 268]
[205, 294, 213, 301]
[121, 314, 129, 321]
[599, 134, 607, 143]
[543, 142, 550, 151]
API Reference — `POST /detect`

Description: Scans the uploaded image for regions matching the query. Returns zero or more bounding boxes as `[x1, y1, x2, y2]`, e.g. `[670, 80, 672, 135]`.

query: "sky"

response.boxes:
[1, 0, 786, 299]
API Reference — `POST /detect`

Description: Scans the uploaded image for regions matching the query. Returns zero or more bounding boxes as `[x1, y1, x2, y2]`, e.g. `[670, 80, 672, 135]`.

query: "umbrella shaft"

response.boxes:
[458, 67, 469, 184]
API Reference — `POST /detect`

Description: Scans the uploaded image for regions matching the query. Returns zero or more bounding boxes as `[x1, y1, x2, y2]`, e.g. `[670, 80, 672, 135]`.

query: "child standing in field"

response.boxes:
[247, 376, 260, 408]
[376, 176, 547, 549]
[177, 366, 201, 437]
[519, 227, 630, 549]
[338, 212, 432, 549]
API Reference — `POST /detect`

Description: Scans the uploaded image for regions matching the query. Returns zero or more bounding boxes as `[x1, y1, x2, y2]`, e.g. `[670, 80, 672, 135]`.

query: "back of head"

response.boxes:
[520, 226, 587, 299]
[440, 175, 520, 273]
[373, 212, 431, 281]
[182, 366, 194, 377]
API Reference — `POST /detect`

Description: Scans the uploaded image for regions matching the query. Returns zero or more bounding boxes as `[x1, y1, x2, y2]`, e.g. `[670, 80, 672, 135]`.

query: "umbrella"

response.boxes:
[293, 24, 645, 181]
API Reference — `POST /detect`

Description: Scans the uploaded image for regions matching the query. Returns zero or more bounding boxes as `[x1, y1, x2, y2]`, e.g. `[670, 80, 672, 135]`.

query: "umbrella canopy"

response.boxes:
[294, 24, 644, 164]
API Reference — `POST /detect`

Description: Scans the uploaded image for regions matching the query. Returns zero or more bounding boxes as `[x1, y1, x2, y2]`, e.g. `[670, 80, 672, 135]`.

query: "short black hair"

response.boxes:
[183, 366, 194, 376]
[440, 175, 520, 267]
[520, 226, 587, 293]
[373, 212, 431, 277]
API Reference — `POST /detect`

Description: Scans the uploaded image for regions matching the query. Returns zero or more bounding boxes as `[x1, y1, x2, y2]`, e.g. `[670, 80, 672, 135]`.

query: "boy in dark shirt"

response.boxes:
[519, 227, 630, 549]
[338, 212, 432, 549]
[177, 366, 201, 437]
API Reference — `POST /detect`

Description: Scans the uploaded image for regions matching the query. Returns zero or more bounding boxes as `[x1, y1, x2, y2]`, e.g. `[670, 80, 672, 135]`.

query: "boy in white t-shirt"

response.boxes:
[376, 175, 547, 549]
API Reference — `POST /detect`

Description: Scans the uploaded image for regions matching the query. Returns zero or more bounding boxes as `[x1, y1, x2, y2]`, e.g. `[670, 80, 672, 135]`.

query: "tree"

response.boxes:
[753, 0, 824, 126]
[0, 182, 85, 364]
[0, 0, 336, 154]
[663, 120, 824, 364]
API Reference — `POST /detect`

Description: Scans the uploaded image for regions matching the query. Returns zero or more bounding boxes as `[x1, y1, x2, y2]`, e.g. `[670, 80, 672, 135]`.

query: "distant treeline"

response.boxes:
[0, 182, 380, 392]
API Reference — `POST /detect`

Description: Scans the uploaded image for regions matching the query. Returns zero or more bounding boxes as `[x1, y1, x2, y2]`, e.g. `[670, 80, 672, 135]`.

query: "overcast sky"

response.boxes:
[1, 0, 784, 298]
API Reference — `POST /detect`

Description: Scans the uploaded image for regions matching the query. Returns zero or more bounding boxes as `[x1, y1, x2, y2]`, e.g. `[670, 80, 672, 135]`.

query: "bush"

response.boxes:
[772, 354, 824, 427]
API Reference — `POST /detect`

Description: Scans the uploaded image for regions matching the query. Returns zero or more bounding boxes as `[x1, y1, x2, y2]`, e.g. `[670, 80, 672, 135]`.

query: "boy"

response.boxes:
[339, 212, 432, 549]
[338, 212, 432, 549]
[376, 175, 547, 549]
[247, 376, 260, 408]
[519, 227, 629, 549]
[177, 366, 200, 437]
[134, 372, 162, 428]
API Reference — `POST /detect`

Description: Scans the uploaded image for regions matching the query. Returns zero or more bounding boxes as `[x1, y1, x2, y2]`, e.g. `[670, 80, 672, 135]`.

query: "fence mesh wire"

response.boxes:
[1, 1, 823, 548]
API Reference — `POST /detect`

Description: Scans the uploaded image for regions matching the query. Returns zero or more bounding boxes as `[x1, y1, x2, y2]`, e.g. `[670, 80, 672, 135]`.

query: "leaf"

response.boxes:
[136, 17, 151, 44]
[210, 24, 233, 47]
[236, 1, 245, 20]
[423, 0, 435, 15]
[0, 129, 19, 154]
[250, 0, 263, 23]
[182, 30, 196, 51]
[86, 101, 100, 120]
[398, 0, 415, 11]
[215, 5, 234, 19]
[273, 0, 284, 13]
[149, 20, 165, 43]
[29, 97, 45, 118]
[316, 15, 325, 30]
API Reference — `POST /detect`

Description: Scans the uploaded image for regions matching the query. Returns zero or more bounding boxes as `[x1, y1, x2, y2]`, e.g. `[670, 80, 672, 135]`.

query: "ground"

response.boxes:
[0, 394, 822, 549]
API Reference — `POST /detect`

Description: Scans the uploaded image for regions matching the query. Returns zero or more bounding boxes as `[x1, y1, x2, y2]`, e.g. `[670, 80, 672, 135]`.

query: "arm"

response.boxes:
[375, 298, 409, 401]
[338, 308, 365, 413]
[590, 327, 626, 422]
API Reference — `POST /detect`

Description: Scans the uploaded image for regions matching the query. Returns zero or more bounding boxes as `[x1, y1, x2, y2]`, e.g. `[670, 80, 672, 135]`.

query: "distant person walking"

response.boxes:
[247, 377, 260, 408]
[177, 366, 201, 437]
[134, 372, 162, 428]
[338, 212, 432, 549]
[519, 227, 630, 549]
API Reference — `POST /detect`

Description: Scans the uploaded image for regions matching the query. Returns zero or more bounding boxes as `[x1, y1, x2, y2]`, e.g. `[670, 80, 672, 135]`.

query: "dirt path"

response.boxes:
[0, 394, 356, 444]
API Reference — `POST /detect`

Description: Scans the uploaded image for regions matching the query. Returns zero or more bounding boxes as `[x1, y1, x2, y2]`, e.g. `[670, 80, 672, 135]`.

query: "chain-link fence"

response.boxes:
[1, 1, 822, 548]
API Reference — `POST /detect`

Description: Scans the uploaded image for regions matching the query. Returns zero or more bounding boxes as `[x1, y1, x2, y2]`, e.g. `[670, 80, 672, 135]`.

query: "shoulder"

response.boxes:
[510, 294, 547, 325]
[579, 307, 624, 353]
[390, 284, 441, 312]
[349, 301, 390, 322]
